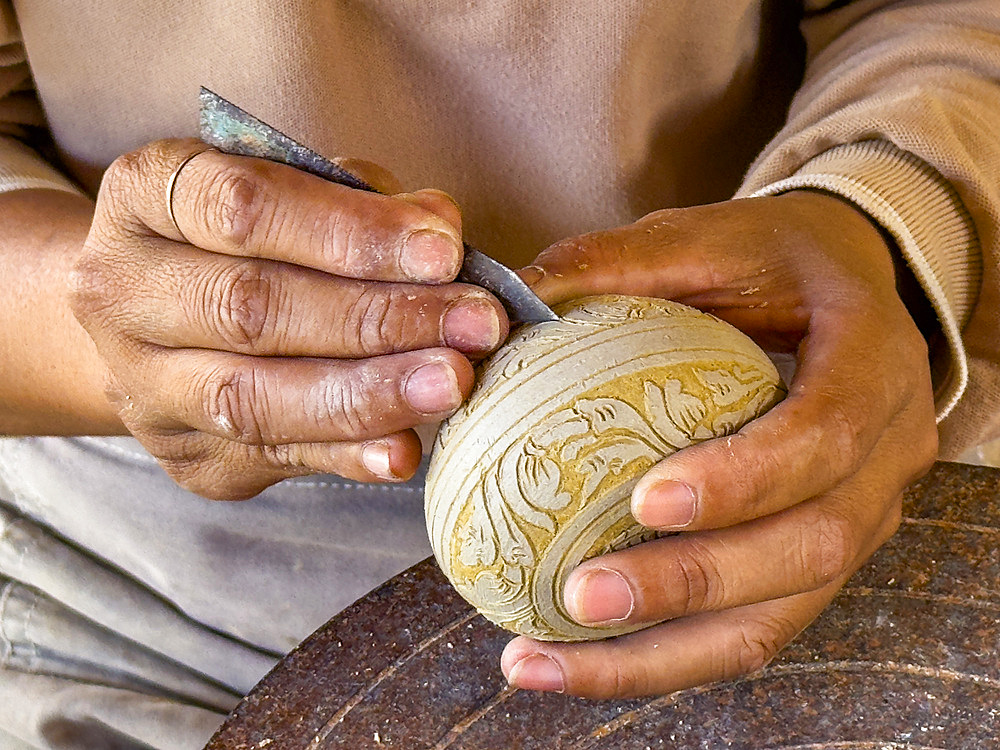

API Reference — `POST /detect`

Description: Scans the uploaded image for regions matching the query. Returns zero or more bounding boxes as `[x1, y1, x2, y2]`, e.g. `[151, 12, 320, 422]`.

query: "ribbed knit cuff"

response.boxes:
[746, 139, 980, 422]
[0, 135, 82, 196]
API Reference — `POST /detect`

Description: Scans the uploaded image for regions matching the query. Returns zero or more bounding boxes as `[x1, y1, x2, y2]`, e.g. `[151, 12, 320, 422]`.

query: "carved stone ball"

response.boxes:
[424, 295, 785, 641]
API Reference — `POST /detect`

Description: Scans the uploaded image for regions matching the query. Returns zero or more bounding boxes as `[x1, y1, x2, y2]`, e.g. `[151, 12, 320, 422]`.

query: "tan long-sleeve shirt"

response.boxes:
[0, 0, 997, 458]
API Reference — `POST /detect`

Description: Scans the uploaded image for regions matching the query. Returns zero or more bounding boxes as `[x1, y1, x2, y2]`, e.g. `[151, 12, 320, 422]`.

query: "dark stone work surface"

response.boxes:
[206, 462, 1000, 749]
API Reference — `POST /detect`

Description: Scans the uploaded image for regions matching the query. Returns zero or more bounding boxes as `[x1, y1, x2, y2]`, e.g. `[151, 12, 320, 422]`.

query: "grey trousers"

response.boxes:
[0, 436, 432, 749]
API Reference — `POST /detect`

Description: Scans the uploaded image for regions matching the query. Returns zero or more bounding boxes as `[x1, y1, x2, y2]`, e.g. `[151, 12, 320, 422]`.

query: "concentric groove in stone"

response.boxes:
[205, 463, 1000, 750]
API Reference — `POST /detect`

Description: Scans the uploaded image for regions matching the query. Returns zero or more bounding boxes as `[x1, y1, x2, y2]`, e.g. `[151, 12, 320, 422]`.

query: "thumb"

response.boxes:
[518, 200, 813, 318]
[516, 208, 738, 306]
[517, 224, 681, 306]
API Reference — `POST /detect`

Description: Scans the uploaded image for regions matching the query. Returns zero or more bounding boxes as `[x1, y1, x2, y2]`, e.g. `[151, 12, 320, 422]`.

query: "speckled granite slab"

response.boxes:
[205, 462, 1000, 749]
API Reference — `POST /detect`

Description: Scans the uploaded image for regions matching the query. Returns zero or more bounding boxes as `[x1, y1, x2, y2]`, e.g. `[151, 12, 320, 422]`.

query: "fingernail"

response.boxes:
[404, 361, 461, 414]
[517, 265, 545, 288]
[400, 229, 460, 282]
[634, 480, 697, 529]
[361, 442, 395, 480]
[568, 568, 634, 624]
[507, 654, 565, 693]
[443, 297, 502, 352]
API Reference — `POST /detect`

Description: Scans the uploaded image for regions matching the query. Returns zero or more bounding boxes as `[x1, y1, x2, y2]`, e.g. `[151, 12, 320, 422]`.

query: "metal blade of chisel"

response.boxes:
[198, 87, 558, 323]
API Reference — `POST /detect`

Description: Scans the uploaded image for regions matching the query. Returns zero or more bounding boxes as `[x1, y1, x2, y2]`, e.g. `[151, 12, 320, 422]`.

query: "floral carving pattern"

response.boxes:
[427, 296, 786, 641]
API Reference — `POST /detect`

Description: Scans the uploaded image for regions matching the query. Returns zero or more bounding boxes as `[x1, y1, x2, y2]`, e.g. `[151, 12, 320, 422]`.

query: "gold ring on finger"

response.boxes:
[165, 145, 217, 243]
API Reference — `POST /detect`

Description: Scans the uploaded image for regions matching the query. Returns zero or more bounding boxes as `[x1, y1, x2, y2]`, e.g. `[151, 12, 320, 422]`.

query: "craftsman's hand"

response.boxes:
[71, 139, 507, 499]
[501, 191, 937, 697]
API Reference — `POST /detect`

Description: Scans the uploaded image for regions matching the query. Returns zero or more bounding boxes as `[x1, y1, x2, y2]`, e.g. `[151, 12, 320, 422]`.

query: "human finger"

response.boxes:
[145, 429, 424, 501]
[329, 158, 464, 241]
[630, 309, 936, 532]
[100, 139, 463, 283]
[125, 345, 474, 445]
[518, 205, 775, 305]
[109, 239, 505, 357]
[563, 463, 906, 627]
[501, 581, 837, 699]
[395, 188, 463, 238]
[503, 492, 906, 699]
[330, 157, 404, 195]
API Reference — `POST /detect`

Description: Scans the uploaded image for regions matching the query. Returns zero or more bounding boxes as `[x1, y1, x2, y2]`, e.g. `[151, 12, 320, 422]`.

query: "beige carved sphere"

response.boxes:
[424, 295, 785, 641]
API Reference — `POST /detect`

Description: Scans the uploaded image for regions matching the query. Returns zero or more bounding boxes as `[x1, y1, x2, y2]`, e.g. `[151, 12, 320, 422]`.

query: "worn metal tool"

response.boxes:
[198, 87, 558, 324]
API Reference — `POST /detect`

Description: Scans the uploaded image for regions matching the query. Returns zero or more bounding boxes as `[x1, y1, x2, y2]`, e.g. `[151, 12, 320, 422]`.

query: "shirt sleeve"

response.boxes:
[736, 0, 1000, 459]
[0, 2, 81, 195]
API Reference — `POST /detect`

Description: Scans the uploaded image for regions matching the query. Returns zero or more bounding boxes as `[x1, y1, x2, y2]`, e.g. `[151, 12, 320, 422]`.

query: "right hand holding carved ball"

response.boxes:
[500, 192, 938, 698]
[70, 139, 508, 499]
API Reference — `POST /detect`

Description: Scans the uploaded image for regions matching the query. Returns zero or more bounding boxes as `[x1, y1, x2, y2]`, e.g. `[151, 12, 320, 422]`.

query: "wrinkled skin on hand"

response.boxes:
[501, 191, 938, 698]
[70, 139, 508, 499]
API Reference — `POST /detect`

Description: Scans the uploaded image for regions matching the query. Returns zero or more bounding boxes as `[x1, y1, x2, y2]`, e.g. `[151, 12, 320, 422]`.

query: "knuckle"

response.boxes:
[345, 287, 396, 356]
[412, 188, 461, 224]
[728, 619, 787, 678]
[102, 140, 173, 203]
[733, 635, 773, 676]
[210, 261, 280, 350]
[819, 398, 866, 473]
[673, 541, 726, 615]
[609, 663, 650, 699]
[207, 163, 277, 252]
[535, 235, 599, 267]
[314, 359, 404, 438]
[175, 469, 258, 501]
[322, 372, 369, 437]
[320, 203, 400, 276]
[164, 463, 226, 499]
[803, 508, 855, 587]
[100, 139, 202, 235]
[316, 209, 351, 269]
[258, 443, 307, 472]
[138, 427, 278, 500]
[68, 248, 119, 322]
[203, 368, 268, 443]
[103, 148, 143, 187]
[99, 155, 139, 216]
[101, 147, 147, 196]
[144, 435, 252, 500]
[719, 435, 778, 516]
